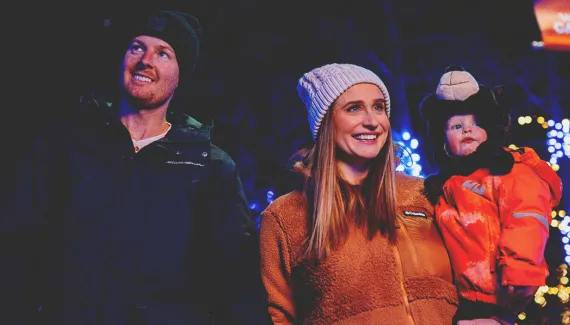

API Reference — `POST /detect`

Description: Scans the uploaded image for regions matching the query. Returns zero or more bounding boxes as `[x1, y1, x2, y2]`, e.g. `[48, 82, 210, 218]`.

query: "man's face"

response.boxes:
[120, 35, 180, 108]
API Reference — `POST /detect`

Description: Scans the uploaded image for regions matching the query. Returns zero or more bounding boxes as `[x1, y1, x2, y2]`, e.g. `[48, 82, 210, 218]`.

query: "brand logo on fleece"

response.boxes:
[462, 180, 486, 196]
[403, 211, 427, 218]
[165, 161, 205, 167]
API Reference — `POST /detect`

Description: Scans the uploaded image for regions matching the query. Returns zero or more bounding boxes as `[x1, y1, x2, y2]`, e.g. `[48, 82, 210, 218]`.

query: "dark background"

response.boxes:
[4, 0, 570, 322]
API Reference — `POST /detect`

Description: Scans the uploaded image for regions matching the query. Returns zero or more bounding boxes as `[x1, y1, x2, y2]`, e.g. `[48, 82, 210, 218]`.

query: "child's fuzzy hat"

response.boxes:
[419, 66, 510, 144]
[418, 66, 511, 168]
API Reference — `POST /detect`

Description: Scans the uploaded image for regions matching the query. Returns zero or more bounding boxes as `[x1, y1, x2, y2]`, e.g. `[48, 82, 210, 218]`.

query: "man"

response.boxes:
[1, 9, 267, 325]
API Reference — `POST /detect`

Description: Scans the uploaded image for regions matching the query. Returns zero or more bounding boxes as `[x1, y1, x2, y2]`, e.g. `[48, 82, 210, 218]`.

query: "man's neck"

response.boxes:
[118, 98, 171, 141]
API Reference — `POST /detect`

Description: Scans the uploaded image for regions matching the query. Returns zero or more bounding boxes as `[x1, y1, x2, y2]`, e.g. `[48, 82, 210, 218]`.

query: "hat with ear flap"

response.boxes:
[418, 65, 513, 175]
[419, 65, 509, 147]
[419, 66, 496, 123]
[420, 67, 514, 202]
[490, 84, 513, 136]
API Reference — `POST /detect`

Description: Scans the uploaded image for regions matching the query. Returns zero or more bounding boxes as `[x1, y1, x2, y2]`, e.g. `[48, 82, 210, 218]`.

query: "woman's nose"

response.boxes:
[362, 112, 378, 129]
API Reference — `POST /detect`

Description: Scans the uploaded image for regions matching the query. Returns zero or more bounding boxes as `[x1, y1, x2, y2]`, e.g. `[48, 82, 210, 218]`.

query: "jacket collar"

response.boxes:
[162, 111, 213, 144]
[445, 140, 514, 177]
[423, 141, 514, 205]
[80, 97, 213, 144]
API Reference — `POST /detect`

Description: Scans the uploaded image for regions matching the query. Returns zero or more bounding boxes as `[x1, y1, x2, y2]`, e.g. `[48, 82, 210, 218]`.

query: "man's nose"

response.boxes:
[138, 52, 153, 67]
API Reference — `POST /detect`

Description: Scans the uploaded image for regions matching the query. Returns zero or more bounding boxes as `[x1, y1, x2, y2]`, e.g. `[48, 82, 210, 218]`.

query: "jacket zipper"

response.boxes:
[392, 220, 416, 325]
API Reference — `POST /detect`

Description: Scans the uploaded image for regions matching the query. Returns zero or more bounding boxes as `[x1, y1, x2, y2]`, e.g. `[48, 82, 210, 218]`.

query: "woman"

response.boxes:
[259, 63, 458, 324]
[419, 66, 562, 325]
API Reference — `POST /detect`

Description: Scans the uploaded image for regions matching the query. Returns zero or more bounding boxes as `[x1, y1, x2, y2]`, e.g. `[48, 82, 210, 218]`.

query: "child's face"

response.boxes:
[444, 114, 488, 157]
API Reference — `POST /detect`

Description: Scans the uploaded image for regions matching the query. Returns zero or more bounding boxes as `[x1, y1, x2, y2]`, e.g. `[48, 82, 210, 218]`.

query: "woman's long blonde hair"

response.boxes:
[299, 109, 398, 260]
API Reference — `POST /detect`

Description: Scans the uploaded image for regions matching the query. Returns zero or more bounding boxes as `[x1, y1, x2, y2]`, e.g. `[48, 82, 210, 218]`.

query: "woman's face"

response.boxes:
[445, 114, 488, 157]
[332, 83, 390, 167]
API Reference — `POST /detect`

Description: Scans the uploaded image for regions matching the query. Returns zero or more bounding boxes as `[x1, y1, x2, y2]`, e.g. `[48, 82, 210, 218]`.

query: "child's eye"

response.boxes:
[452, 124, 462, 130]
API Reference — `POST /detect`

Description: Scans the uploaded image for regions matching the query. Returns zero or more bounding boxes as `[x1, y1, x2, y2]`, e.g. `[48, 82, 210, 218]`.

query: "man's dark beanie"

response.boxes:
[109, 9, 202, 89]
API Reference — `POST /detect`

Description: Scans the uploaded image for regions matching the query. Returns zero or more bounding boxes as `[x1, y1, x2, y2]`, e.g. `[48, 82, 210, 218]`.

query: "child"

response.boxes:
[419, 66, 563, 324]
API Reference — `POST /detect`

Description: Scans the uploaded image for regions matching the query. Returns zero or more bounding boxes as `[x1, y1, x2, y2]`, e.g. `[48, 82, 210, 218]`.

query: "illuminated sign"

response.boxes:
[534, 0, 570, 50]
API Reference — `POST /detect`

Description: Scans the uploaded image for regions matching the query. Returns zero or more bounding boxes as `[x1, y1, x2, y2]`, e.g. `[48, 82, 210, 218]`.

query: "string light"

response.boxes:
[534, 261, 570, 308]
[252, 190, 276, 228]
[394, 131, 424, 177]
[538, 116, 570, 168]
[515, 115, 570, 169]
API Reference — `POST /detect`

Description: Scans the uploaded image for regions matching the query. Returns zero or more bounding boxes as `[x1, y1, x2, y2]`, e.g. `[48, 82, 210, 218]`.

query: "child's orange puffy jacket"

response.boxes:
[435, 147, 563, 304]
